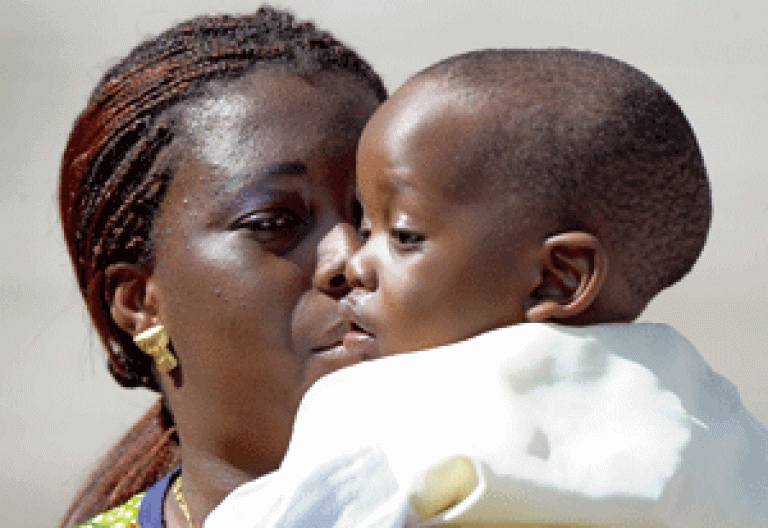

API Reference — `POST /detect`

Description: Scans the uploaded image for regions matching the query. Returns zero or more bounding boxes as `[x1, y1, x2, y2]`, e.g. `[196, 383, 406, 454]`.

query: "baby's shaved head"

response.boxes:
[402, 49, 712, 304]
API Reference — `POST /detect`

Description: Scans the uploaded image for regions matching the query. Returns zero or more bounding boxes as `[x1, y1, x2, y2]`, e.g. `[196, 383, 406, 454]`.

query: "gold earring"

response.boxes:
[134, 325, 177, 374]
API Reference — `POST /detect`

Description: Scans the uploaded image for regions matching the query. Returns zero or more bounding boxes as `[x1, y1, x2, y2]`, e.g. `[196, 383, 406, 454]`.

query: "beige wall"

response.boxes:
[2, 1, 766, 526]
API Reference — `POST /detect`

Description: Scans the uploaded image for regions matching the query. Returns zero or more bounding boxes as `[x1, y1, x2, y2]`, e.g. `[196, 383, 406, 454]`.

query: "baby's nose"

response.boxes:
[313, 222, 360, 297]
[344, 237, 377, 292]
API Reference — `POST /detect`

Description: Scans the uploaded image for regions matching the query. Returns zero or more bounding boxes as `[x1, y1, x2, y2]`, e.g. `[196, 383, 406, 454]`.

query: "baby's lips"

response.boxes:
[342, 330, 379, 359]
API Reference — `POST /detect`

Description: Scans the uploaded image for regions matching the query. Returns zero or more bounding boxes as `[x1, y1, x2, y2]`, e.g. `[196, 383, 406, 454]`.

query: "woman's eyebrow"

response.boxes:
[236, 161, 308, 186]
[207, 162, 311, 224]
[214, 161, 309, 196]
[257, 161, 308, 177]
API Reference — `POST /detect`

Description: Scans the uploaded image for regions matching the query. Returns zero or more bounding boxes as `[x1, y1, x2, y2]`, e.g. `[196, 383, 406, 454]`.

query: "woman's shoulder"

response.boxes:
[77, 492, 144, 527]
[77, 466, 179, 528]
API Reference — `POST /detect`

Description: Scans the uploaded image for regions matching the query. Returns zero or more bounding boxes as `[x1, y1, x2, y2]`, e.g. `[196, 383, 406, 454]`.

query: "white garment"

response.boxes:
[204, 323, 768, 527]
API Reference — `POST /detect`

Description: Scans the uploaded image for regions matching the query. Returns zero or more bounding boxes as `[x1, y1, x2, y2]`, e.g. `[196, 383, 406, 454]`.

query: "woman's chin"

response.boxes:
[301, 339, 378, 393]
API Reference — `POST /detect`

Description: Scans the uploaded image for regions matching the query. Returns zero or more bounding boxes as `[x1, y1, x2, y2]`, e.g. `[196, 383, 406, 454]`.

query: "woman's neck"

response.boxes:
[165, 445, 273, 527]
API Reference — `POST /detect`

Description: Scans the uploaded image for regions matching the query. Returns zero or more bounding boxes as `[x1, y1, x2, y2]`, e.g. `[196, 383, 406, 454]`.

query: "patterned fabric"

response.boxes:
[78, 493, 144, 527]
[77, 466, 179, 528]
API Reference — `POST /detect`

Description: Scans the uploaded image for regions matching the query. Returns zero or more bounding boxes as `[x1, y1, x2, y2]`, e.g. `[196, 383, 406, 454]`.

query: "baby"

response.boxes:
[205, 49, 768, 527]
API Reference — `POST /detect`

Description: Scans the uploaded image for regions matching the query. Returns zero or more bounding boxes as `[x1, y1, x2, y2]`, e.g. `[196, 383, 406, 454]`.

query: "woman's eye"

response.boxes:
[351, 198, 364, 229]
[358, 226, 371, 241]
[357, 216, 372, 241]
[236, 210, 299, 232]
[390, 228, 425, 249]
[233, 209, 307, 252]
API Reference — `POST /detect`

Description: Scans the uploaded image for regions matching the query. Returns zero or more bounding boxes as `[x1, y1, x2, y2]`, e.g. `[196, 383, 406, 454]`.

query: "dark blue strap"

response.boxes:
[138, 466, 181, 527]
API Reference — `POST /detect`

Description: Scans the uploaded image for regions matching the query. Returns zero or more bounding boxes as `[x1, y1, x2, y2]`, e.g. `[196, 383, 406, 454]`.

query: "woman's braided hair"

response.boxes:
[59, 8, 385, 526]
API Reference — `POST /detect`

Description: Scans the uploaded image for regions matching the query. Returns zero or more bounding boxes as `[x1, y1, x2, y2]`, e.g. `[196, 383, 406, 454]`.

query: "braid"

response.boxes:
[60, 400, 180, 528]
[59, 7, 385, 524]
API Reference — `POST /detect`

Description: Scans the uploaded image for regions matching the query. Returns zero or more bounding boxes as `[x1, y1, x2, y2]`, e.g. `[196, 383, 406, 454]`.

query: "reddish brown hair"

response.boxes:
[60, 401, 180, 527]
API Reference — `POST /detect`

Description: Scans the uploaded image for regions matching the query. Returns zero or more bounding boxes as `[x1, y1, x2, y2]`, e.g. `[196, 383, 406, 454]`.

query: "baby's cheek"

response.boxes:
[391, 285, 448, 350]
[389, 278, 428, 319]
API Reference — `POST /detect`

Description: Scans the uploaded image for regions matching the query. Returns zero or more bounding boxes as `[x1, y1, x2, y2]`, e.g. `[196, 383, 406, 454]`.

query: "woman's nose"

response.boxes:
[313, 222, 359, 298]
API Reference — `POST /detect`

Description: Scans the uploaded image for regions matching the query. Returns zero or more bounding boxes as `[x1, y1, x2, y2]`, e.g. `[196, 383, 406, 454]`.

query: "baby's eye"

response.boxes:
[233, 209, 307, 253]
[389, 228, 425, 250]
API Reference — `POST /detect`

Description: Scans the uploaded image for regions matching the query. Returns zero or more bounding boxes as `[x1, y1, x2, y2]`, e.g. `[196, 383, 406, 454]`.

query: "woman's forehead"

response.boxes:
[174, 70, 376, 166]
[186, 69, 378, 127]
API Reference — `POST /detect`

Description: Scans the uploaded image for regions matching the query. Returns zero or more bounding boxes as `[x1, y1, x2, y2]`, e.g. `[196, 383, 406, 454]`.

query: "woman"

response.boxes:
[58, 7, 386, 527]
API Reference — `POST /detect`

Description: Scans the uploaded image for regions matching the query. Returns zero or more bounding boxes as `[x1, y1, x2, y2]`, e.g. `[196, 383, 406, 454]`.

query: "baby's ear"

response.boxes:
[105, 263, 161, 336]
[525, 232, 608, 323]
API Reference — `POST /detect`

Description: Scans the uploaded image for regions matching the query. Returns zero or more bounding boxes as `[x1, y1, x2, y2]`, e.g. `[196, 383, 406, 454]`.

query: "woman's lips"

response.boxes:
[342, 329, 379, 359]
[303, 330, 378, 392]
[299, 299, 379, 390]
[308, 321, 378, 361]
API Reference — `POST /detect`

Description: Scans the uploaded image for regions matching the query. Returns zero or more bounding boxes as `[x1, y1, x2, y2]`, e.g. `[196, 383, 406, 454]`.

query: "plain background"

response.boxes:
[1, 1, 766, 526]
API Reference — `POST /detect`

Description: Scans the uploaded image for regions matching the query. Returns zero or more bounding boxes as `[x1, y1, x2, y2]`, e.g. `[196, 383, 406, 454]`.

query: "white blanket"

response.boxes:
[205, 323, 768, 527]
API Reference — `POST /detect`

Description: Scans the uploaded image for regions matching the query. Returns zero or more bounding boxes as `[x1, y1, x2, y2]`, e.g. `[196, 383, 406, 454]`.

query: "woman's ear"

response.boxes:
[105, 263, 161, 336]
[525, 232, 608, 323]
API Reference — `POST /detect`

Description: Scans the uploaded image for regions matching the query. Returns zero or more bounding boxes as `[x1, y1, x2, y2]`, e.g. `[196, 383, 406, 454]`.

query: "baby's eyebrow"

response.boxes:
[380, 169, 419, 193]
